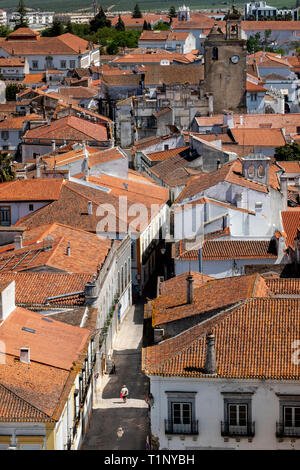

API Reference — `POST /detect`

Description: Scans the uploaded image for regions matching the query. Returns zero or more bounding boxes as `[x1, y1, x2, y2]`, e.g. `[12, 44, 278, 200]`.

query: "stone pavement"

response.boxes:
[81, 302, 150, 450]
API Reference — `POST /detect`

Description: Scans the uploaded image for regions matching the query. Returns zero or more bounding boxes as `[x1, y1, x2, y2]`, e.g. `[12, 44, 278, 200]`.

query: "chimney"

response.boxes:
[204, 332, 217, 374]
[88, 201, 93, 215]
[66, 242, 71, 256]
[84, 279, 98, 305]
[51, 140, 56, 152]
[240, 115, 244, 126]
[34, 153, 40, 178]
[222, 111, 234, 129]
[186, 274, 194, 303]
[20, 347, 30, 364]
[14, 234, 23, 250]
[217, 159, 221, 170]
[0, 281, 16, 322]
[280, 174, 288, 209]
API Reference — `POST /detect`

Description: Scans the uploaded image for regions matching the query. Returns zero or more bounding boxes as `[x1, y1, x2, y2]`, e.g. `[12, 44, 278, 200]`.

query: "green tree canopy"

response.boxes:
[65, 20, 74, 34]
[115, 15, 125, 31]
[14, 0, 29, 30]
[0, 153, 15, 183]
[168, 6, 177, 19]
[6, 83, 24, 101]
[0, 26, 12, 37]
[153, 22, 170, 31]
[132, 3, 142, 18]
[41, 18, 65, 37]
[274, 143, 300, 161]
[90, 6, 111, 32]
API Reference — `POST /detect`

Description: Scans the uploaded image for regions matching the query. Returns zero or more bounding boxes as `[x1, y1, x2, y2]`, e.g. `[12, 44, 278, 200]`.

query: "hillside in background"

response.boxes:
[0, 0, 296, 14]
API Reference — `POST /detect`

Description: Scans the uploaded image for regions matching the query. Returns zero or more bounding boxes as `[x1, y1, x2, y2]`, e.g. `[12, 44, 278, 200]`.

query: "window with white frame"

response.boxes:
[165, 391, 197, 434]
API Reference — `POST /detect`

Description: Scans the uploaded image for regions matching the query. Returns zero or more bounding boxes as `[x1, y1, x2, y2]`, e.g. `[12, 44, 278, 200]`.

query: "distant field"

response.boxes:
[0, 0, 297, 14]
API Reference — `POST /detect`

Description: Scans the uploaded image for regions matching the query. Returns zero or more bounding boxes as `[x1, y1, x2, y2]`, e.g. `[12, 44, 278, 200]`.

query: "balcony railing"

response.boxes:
[221, 421, 255, 437]
[276, 422, 300, 438]
[165, 419, 198, 435]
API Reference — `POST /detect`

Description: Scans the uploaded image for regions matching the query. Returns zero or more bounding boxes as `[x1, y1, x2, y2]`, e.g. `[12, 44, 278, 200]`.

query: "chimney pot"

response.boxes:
[14, 234, 23, 250]
[51, 140, 56, 152]
[20, 347, 30, 364]
[186, 274, 194, 303]
[66, 242, 71, 256]
[88, 201, 93, 215]
[204, 332, 217, 374]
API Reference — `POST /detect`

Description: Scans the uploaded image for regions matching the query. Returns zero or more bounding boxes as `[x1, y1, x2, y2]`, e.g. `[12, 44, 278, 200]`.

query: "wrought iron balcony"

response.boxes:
[165, 419, 198, 435]
[221, 421, 255, 437]
[276, 422, 300, 438]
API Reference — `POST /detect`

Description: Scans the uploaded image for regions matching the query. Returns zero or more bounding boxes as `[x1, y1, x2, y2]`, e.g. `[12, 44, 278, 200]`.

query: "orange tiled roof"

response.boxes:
[22, 73, 45, 84]
[178, 239, 277, 261]
[23, 115, 108, 142]
[277, 161, 300, 173]
[246, 81, 267, 92]
[0, 272, 92, 306]
[0, 114, 42, 130]
[0, 32, 94, 56]
[85, 174, 168, 209]
[0, 382, 54, 423]
[281, 210, 300, 248]
[15, 180, 161, 234]
[266, 277, 300, 295]
[143, 296, 300, 379]
[145, 146, 189, 162]
[0, 178, 63, 201]
[160, 271, 213, 296]
[194, 113, 300, 135]
[151, 273, 271, 327]
[242, 20, 300, 31]
[0, 355, 69, 420]
[0, 222, 112, 274]
[0, 307, 90, 370]
[231, 128, 285, 147]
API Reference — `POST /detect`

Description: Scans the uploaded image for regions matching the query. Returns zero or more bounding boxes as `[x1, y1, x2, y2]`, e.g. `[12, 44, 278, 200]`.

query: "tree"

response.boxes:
[0, 153, 15, 182]
[274, 143, 300, 161]
[0, 26, 12, 37]
[90, 6, 111, 32]
[115, 15, 125, 31]
[65, 20, 74, 34]
[143, 20, 149, 30]
[106, 42, 119, 54]
[14, 0, 28, 30]
[153, 22, 170, 31]
[6, 83, 24, 101]
[168, 6, 177, 19]
[132, 3, 142, 18]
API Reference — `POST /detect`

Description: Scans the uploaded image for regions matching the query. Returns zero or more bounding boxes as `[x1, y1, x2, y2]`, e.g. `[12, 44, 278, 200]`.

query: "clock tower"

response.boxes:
[204, 6, 247, 114]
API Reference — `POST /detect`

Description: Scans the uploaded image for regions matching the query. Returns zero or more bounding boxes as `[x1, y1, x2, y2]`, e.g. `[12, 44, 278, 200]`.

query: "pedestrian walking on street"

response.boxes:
[120, 385, 128, 403]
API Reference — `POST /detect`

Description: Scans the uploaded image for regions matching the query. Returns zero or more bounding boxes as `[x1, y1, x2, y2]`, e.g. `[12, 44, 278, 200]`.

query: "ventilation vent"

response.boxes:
[22, 327, 36, 334]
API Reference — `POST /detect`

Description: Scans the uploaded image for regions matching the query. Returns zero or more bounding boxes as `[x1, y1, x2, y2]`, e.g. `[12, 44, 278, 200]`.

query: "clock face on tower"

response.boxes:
[231, 55, 239, 64]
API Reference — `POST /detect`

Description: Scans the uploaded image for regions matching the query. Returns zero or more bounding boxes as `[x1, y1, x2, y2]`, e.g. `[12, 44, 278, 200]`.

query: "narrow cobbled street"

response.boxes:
[81, 301, 150, 450]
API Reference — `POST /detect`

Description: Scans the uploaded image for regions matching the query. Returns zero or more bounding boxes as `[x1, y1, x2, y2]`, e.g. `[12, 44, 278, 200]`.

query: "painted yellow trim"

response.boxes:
[0, 436, 10, 444]
[45, 423, 55, 450]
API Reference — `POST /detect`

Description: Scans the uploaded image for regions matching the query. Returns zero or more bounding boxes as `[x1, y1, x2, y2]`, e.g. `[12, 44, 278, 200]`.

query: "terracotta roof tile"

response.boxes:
[0, 272, 92, 306]
[0, 223, 112, 273]
[143, 296, 300, 379]
[0, 307, 90, 370]
[281, 210, 300, 247]
[0, 178, 63, 201]
[145, 146, 189, 162]
[160, 271, 213, 297]
[151, 273, 270, 327]
[23, 115, 108, 142]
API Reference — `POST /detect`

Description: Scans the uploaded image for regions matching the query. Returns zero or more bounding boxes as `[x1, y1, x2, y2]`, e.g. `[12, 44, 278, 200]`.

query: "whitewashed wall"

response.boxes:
[149, 375, 300, 450]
